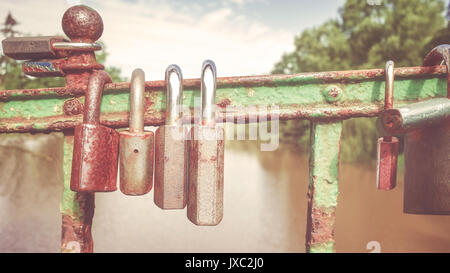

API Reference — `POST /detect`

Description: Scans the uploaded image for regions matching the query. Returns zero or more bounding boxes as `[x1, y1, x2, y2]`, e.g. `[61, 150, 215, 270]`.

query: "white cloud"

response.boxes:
[0, 0, 295, 79]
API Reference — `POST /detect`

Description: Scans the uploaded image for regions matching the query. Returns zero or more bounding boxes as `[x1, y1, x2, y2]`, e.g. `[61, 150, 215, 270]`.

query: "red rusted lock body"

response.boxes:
[70, 70, 119, 192]
[376, 136, 399, 190]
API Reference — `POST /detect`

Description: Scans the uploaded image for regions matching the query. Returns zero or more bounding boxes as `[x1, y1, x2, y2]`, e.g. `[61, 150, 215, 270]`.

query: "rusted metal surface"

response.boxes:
[376, 61, 398, 190]
[119, 69, 154, 196]
[70, 70, 119, 192]
[187, 61, 225, 226]
[0, 65, 447, 133]
[403, 123, 450, 215]
[61, 134, 95, 253]
[154, 65, 187, 209]
[61, 5, 103, 43]
[423, 44, 450, 98]
[306, 121, 342, 253]
[154, 125, 188, 209]
[376, 137, 399, 190]
[187, 126, 225, 225]
[400, 44, 450, 215]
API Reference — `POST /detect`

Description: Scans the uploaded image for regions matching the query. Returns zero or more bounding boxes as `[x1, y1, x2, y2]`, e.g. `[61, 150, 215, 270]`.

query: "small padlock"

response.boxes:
[376, 60, 399, 190]
[2, 36, 101, 61]
[70, 70, 120, 192]
[2, 36, 67, 60]
[119, 69, 154, 196]
[154, 65, 187, 209]
[187, 60, 225, 226]
[380, 44, 450, 214]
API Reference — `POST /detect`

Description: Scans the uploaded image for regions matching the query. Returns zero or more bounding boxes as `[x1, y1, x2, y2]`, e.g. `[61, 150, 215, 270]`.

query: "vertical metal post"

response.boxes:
[60, 133, 95, 253]
[306, 121, 342, 253]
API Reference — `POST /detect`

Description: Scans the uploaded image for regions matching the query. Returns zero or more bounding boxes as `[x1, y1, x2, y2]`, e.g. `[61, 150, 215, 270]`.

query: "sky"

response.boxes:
[0, 0, 346, 79]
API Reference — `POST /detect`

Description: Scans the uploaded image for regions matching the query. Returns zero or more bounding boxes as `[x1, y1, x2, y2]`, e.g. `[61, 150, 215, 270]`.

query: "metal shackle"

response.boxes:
[165, 64, 183, 126]
[83, 70, 112, 124]
[382, 60, 395, 140]
[385, 60, 394, 111]
[200, 60, 217, 126]
[129, 68, 146, 133]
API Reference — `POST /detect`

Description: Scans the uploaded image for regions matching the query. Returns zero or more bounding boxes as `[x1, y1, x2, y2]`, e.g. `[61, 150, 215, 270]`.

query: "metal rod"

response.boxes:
[0, 66, 447, 133]
[306, 120, 342, 253]
[129, 68, 145, 133]
[165, 64, 183, 126]
[52, 42, 102, 51]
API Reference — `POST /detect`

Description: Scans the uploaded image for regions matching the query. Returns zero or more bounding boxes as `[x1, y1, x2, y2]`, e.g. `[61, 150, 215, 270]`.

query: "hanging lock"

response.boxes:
[119, 69, 154, 195]
[154, 65, 187, 209]
[187, 60, 225, 226]
[70, 70, 120, 192]
[380, 45, 450, 214]
[376, 60, 399, 190]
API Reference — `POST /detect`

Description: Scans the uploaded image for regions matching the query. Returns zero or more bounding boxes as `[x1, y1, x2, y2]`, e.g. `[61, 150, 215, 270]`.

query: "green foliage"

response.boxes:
[273, 0, 447, 162]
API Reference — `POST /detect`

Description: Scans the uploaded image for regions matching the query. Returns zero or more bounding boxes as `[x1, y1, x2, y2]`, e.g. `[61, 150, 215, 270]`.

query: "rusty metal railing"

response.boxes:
[0, 5, 448, 253]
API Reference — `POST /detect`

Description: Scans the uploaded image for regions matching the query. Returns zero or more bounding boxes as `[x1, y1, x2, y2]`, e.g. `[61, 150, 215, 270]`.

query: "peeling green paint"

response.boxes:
[307, 121, 342, 253]
[0, 77, 446, 123]
[60, 135, 81, 219]
[309, 121, 341, 208]
[309, 242, 335, 253]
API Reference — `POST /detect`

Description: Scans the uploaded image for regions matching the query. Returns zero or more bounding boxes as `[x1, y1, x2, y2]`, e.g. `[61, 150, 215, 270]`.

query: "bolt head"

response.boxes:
[62, 5, 103, 42]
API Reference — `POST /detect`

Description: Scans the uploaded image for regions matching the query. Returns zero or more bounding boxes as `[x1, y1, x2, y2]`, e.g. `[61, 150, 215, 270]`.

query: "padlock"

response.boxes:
[380, 45, 450, 214]
[376, 60, 399, 190]
[154, 64, 187, 208]
[70, 70, 120, 192]
[2, 36, 67, 60]
[187, 60, 225, 226]
[2, 36, 102, 61]
[119, 68, 154, 196]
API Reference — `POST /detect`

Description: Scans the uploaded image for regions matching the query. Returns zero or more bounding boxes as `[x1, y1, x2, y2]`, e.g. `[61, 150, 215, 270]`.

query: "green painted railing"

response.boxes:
[0, 65, 447, 253]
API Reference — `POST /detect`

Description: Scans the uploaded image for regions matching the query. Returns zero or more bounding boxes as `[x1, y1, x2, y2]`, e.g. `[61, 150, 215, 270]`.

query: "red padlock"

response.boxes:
[376, 60, 399, 190]
[70, 70, 120, 192]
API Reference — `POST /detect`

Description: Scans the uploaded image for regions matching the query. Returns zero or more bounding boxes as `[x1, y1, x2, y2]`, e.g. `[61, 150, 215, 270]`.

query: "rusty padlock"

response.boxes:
[154, 65, 187, 209]
[70, 70, 120, 192]
[380, 45, 450, 214]
[119, 69, 154, 195]
[187, 60, 225, 226]
[376, 60, 399, 190]
[2, 36, 102, 60]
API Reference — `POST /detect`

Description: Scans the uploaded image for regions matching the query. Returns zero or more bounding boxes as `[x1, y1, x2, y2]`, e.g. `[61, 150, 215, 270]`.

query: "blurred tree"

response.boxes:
[0, 13, 127, 90]
[273, 0, 446, 162]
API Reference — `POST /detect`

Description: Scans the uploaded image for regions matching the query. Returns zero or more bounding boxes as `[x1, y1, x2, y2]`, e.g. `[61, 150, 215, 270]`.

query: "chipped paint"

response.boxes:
[306, 121, 342, 253]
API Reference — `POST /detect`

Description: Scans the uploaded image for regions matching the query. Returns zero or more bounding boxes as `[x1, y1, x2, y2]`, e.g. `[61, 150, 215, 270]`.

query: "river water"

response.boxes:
[0, 133, 449, 252]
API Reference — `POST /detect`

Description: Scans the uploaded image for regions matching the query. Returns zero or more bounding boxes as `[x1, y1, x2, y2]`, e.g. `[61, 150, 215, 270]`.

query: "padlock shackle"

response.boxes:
[385, 60, 394, 110]
[423, 44, 450, 98]
[83, 70, 112, 125]
[129, 69, 146, 133]
[200, 60, 217, 126]
[165, 64, 183, 126]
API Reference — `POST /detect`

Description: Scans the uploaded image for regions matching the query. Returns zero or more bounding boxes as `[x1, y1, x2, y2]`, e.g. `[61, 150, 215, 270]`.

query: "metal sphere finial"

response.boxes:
[62, 5, 103, 42]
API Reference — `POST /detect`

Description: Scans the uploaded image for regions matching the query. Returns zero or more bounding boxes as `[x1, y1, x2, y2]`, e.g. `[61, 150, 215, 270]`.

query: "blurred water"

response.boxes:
[0, 134, 449, 252]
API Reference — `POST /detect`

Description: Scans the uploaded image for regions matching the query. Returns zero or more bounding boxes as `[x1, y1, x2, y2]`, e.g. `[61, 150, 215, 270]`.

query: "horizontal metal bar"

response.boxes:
[0, 66, 447, 133]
